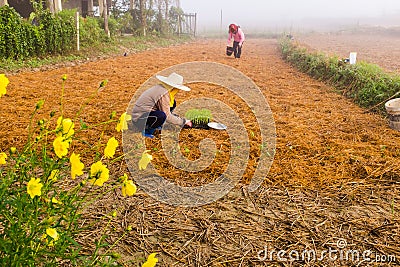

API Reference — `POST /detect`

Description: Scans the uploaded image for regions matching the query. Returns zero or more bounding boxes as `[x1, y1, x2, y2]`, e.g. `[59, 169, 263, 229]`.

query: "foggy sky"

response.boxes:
[181, 0, 400, 32]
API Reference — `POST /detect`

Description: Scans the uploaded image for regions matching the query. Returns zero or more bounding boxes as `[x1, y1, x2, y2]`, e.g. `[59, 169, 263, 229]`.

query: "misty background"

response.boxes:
[180, 0, 400, 34]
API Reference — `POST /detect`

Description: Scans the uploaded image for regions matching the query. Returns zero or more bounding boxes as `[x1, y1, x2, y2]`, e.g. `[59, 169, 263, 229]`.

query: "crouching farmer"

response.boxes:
[130, 73, 192, 138]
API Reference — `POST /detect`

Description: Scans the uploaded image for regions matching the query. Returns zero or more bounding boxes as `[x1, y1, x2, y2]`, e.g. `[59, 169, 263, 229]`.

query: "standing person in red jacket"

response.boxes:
[227, 23, 245, 59]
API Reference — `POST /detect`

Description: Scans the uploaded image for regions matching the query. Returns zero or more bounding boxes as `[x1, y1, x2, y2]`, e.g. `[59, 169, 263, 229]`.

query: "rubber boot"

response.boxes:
[142, 128, 156, 138]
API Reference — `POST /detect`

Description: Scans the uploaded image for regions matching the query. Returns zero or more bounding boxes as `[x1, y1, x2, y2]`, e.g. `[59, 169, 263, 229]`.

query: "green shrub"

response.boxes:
[0, 5, 77, 59]
[0, 5, 110, 59]
[79, 16, 108, 46]
[0, 5, 27, 59]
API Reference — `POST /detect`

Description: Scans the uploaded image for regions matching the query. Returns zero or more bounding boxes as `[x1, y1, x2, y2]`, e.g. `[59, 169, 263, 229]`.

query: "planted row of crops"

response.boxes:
[184, 108, 212, 128]
[279, 37, 400, 113]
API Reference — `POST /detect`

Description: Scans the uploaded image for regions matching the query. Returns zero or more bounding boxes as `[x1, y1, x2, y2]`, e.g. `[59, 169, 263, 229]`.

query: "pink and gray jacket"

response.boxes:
[227, 27, 245, 46]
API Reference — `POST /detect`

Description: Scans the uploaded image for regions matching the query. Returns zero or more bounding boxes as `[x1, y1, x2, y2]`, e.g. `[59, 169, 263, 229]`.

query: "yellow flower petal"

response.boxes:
[70, 153, 84, 179]
[0, 152, 7, 165]
[56, 117, 75, 140]
[53, 136, 70, 158]
[27, 178, 43, 199]
[104, 137, 119, 159]
[0, 86, 6, 97]
[48, 169, 59, 182]
[142, 253, 158, 267]
[0, 74, 9, 98]
[121, 175, 137, 197]
[139, 150, 153, 170]
[46, 228, 59, 241]
[51, 197, 60, 204]
[116, 112, 132, 132]
[89, 161, 109, 186]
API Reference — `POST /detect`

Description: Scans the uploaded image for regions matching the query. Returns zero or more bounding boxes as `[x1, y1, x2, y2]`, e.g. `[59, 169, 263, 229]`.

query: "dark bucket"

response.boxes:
[226, 46, 234, 56]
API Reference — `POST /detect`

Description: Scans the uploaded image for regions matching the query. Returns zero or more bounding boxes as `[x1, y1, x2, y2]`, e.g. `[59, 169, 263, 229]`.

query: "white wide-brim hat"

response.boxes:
[156, 72, 191, 91]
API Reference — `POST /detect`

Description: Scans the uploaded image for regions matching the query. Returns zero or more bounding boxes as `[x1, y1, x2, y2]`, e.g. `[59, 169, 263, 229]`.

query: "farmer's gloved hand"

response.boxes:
[184, 120, 192, 128]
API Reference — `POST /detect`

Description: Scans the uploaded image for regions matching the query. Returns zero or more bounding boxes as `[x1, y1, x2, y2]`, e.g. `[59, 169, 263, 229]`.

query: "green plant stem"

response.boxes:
[25, 108, 39, 153]
[74, 120, 117, 137]
[60, 79, 65, 116]
[91, 216, 114, 265]
[102, 231, 128, 257]
[74, 86, 101, 120]
[80, 183, 119, 212]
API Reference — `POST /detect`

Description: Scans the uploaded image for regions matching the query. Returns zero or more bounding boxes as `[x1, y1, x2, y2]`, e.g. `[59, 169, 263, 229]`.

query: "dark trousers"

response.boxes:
[145, 110, 167, 129]
[134, 100, 176, 131]
[233, 41, 242, 58]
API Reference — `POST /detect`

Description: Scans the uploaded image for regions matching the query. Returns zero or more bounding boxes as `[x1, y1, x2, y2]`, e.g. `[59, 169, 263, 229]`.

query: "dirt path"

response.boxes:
[1, 39, 399, 266]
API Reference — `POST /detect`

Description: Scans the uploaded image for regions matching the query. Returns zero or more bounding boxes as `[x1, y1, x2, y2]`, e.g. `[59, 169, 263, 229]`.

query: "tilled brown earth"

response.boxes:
[1, 39, 399, 266]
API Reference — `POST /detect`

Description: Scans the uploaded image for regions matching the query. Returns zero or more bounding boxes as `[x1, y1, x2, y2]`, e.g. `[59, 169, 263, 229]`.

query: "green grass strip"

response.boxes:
[279, 37, 400, 113]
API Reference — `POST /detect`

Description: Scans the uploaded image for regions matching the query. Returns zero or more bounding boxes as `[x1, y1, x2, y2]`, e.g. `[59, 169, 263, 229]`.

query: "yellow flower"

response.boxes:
[56, 117, 75, 140]
[10, 147, 16, 154]
[53, 136, 70, 158]
[35, 99, 44, 110]
[139, 150, 152, 170]
[99, 79, 108, 88]
[70, 153, 84, 179]
[121, 173, 137, 197]
[89, 161, 109, 186]
[27, 178, 43, 199]
[116, 112, 132, 132]
[0, 152, 7, 165]
[0, 74, 9, 97]
[104, 137, 119, 159]
[142, 253, 158, 267]
[48, 169, 59, 182]
[46, 228, 59, 241]
[51, 197, 60, 204]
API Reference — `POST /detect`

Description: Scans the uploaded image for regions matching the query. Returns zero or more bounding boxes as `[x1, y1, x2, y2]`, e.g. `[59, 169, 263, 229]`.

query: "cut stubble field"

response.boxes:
[1, 37, 399, 266]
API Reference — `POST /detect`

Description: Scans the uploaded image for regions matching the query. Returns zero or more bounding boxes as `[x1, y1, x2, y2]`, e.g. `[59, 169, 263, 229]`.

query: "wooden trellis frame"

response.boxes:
[177, 12, 197, 37]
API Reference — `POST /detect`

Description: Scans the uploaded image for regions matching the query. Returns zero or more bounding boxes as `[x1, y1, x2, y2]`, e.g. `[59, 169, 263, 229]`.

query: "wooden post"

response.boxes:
[194, 13, 197, 37]
[103, 0, 110, 37]
[177, 14, 181, 36]
[76, 11, 80, 51]
[88, 0, 94, 16]
[54, 0, 62, 12]
[189, 14, 192, 35]
[139, 0, 146, 36]
[47, 0, 55, 14]
[98, 0, 104, 17]
[220, 9, 223, 37]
